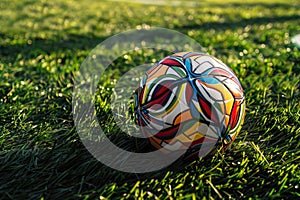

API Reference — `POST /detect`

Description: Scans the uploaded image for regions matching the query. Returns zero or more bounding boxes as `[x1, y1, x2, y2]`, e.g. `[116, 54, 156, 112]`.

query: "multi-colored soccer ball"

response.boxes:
[134, 52, 245, 159]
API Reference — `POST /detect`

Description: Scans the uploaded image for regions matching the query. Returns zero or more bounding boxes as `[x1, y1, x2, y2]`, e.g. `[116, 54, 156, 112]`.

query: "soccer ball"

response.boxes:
[134, 52, 245, 159]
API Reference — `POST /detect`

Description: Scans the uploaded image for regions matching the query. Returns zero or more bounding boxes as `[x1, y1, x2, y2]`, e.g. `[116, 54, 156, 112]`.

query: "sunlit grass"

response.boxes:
[0, 0, 299, 199]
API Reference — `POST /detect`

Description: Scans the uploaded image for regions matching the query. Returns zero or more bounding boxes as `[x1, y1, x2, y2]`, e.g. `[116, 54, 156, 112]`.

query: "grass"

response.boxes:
[0, 0, 299, 199]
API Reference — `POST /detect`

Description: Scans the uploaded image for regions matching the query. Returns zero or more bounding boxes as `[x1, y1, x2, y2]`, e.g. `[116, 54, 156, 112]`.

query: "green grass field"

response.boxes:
[1, 0, 299, 199]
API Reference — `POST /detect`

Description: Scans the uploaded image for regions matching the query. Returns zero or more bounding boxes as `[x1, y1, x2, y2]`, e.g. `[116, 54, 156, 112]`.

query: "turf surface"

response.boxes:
[0, 0, 299, 199]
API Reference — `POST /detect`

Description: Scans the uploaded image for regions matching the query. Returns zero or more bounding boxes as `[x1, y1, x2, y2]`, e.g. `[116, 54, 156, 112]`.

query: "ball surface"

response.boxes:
[134, 52, 245, 159]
